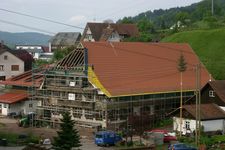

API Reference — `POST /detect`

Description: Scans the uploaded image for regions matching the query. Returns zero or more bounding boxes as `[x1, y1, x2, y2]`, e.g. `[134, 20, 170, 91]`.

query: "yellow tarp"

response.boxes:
[88, 67, 111, 97]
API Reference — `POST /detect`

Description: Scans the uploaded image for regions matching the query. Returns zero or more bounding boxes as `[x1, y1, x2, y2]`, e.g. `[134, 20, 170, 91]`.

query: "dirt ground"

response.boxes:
[0, 117, 95, 141]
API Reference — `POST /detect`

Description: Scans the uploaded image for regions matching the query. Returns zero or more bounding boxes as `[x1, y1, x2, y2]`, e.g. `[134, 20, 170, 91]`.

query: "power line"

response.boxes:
[0, 8, 84, 30]
[0, 19, 55, 35]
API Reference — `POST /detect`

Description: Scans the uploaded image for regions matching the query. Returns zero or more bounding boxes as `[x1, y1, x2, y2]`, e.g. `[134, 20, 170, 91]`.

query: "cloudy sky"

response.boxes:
[0, 0, 202, 34]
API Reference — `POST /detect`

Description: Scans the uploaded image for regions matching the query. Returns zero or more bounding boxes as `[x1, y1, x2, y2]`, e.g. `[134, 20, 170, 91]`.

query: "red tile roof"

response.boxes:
[183, 103, 225, 120]
[83, 42, 210, 97]
[0, 67, 46, 87]
[0, 92, 28, 104]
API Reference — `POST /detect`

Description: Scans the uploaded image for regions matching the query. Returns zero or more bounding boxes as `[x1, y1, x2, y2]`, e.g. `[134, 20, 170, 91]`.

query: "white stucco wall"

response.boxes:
[108, 32, 121, 42]
[0, 100, 39, 116]
[83, 27, 95, 42]
[173, 117, 225, 135]
[202, 120, 225, 132]
[0, 51, 24, 79]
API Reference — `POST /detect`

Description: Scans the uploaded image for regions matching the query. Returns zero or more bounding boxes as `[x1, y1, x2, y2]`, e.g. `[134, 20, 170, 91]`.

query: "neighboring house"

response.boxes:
[0, 43, 33, 80]
[81, 22, 139, 42]
[173, 103, 225, 135]
[49, 32, 81, 52]
[0, 92, 32, 116]
[188, 80, 225, 108]
[199, 80, 225, 106]
[0, 68, 46, 116]
[33, 42, 210, 129]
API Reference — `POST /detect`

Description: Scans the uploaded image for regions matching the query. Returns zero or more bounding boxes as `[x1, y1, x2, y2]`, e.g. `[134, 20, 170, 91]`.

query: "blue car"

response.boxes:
[168, 143, 197, 150]
[95, 131, 122, 146]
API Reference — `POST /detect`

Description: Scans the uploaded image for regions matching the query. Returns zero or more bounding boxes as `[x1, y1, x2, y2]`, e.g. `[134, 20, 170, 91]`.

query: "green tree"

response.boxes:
[137, 18, 155, 33]
[119, 17, 134, 24]
[176, 12, 190, 25]
[53, 50, 64, 61]
[53, 111, 81, 150]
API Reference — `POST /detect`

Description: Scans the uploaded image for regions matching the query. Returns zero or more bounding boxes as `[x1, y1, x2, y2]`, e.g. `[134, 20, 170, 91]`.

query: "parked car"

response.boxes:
[144, 129, 177, 143]
[168, 143, 197, 150]
[95, 131, 122, 146]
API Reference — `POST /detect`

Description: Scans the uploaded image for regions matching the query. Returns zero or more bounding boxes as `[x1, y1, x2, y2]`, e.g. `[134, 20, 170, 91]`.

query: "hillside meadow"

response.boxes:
[162, 28, 225, 80]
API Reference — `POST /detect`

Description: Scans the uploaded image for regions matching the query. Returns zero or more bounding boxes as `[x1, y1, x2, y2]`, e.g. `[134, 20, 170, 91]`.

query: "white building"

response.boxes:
[173, 103, 225, 135]
[15, 45, 52, 60]
[0, 91, 38, 116]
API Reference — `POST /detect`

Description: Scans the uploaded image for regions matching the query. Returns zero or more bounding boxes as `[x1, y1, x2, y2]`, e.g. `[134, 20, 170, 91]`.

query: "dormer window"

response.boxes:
[209, 90, 215, 97]
[86, 34, 92, 41]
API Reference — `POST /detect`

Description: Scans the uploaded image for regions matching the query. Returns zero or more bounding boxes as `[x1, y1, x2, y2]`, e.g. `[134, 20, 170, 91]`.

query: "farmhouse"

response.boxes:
[49, 32, 81, 52]
[33, 42, 210, 130]
[81, 23, 139, 42]
[0, 67, 46, 116]
[173, 103, 225, 135]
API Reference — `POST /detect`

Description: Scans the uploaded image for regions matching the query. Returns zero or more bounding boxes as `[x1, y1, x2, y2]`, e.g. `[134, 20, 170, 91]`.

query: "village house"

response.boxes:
[81, 22, 139, 42]
[195, 80, 225, 107]
[49, 32, 81, 52]
[32, 42, 210, 130]
[173, 103, 225, 135]
[0, 68, 45, 116]
[0, 42, 33, 80]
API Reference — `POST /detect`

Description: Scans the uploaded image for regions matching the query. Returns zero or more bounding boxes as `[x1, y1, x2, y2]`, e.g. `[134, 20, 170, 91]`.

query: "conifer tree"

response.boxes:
[53, 111, 81, 150]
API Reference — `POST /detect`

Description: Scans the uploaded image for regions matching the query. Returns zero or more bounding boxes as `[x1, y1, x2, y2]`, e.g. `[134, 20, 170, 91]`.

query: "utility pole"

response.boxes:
[177, 53, 187, 137]
[195, 64, 201, 147]
[212, 0, 214, 16]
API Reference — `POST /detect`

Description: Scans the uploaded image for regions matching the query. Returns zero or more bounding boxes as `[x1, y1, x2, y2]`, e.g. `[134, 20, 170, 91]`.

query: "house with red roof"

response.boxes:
[33, 42, 211, 130]
[0, 42, 33, 80]
[0, 66, 46, 116]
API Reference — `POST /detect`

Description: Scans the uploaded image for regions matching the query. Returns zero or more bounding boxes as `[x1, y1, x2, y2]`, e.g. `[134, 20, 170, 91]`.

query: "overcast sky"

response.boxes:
[0, 0, 202, 34]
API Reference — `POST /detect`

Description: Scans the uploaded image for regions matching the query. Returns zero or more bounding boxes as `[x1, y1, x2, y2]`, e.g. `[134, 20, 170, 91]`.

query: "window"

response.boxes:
[209, 90, 215, 97]
[86, 34, 92, 41]
[0, 65, 4, 71]
[29, 103, 33, 108]
[11, 65, 19, 71]
[4, 55, 8, 60]
[69, 81, 76, 87]
[185, 121, 190, 129]
[3, 104, 7, 108]
[68, 93, 75, 100]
